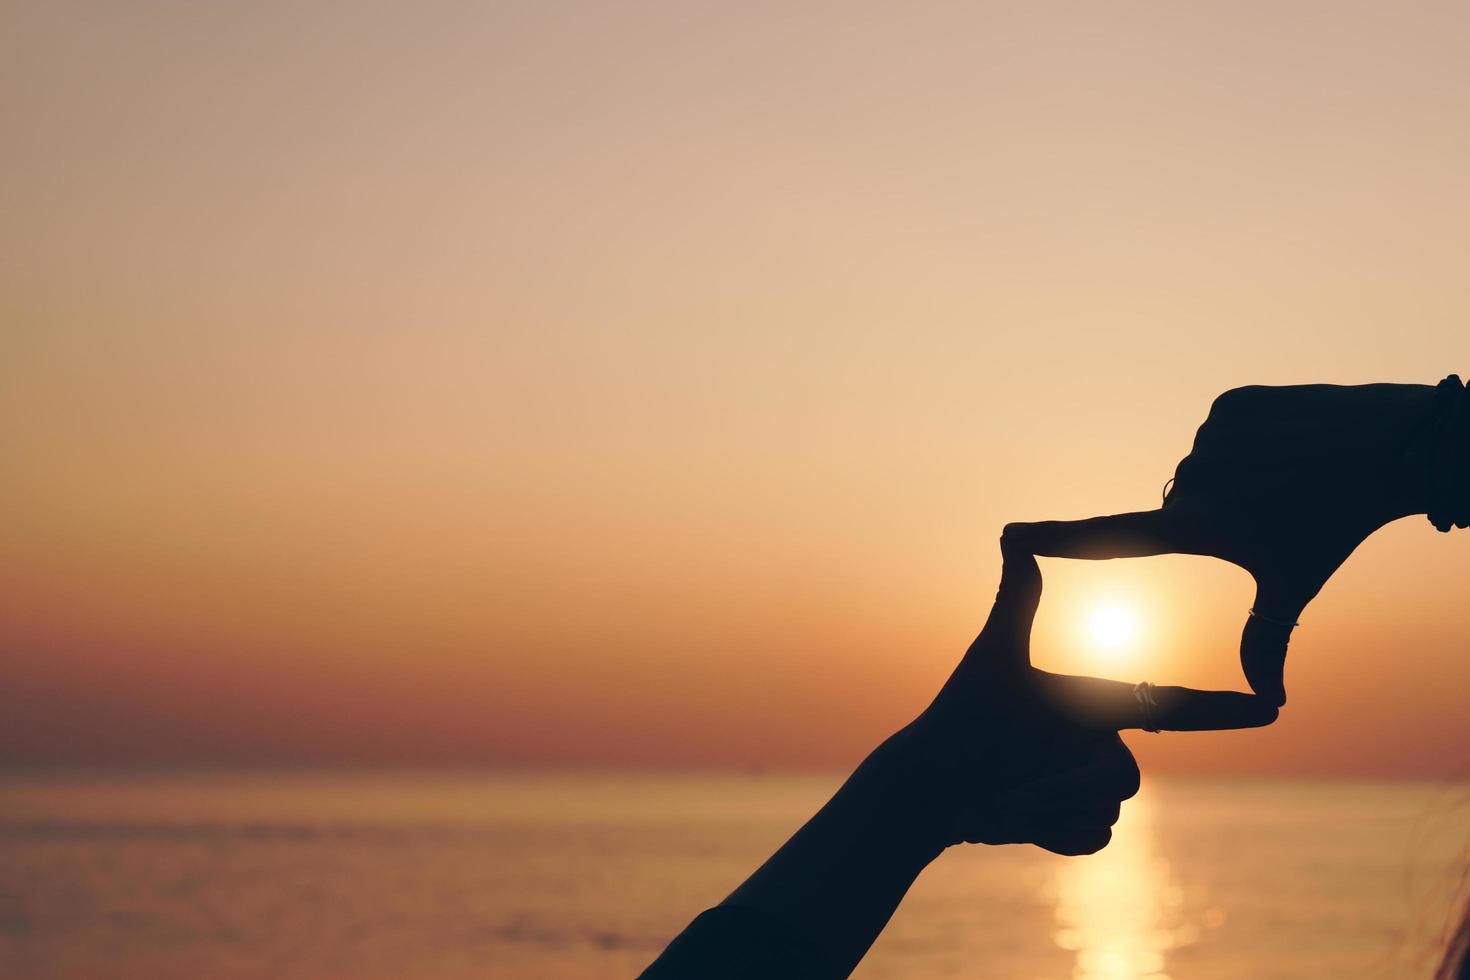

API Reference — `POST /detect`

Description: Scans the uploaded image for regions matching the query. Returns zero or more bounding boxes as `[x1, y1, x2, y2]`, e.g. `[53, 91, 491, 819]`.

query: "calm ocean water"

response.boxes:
[0, 772, 1467, 979]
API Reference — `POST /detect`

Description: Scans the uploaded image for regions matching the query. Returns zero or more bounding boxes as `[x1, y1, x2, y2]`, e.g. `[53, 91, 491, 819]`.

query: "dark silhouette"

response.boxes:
[1007, 380, 1467, 705]
[642, 544, 1276, 978]
[641, 379, 1468, 979]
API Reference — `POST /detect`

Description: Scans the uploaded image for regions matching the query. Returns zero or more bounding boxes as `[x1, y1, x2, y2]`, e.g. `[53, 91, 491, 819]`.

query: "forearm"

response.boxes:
[642, 723, 949, 979]
[719, 723, 947, 977]
[640, 544, 1160, 979]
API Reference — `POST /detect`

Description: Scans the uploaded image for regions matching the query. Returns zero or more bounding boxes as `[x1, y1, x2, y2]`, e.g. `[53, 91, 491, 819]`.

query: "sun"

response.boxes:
[1087, 604, 1137, 653]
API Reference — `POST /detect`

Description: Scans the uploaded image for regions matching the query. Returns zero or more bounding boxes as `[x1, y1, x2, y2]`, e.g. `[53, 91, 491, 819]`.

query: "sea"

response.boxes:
[1, 772, 1467, 979]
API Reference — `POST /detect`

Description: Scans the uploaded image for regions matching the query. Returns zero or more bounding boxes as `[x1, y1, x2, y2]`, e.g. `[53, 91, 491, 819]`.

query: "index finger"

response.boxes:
[1003, 509, 1182, 560]
[1035, 672, 1280, 732]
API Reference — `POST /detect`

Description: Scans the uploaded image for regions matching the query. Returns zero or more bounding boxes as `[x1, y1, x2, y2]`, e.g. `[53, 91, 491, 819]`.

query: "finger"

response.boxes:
[961, 804, 1119, 848]
[998, 737, 1140, 811]
[1032, 823, 1113, 857]
[1001, 784, 1127, 826]
[1003, 509, 1179, 560]
[1037, 673, 1280, 732]
[1239, 579, 1307, 708]
[978, 542, 1043, 663]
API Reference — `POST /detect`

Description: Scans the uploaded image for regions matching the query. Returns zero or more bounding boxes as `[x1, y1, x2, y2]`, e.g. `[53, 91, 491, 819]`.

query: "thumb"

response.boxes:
[1239, 577, 1306, 708]
[982, 541, 1043, 663]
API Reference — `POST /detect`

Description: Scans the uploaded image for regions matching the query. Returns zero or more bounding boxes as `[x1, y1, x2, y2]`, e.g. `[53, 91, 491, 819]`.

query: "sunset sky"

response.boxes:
[3, 2, 1468, 776]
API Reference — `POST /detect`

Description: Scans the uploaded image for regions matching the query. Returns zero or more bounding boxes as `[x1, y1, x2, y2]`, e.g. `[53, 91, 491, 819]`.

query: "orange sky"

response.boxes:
[3, 2, 1468, 775]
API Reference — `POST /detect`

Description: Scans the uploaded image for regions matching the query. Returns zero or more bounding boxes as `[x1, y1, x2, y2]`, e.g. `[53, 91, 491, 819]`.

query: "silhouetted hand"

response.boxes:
[1003, 382, 1448, 706]
[647, 544, 1280, 979]
[905, 543, 1278, 855]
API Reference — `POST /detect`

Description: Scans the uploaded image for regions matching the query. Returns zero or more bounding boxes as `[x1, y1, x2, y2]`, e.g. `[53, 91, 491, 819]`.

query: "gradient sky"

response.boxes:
[3, 1, 1468, 775]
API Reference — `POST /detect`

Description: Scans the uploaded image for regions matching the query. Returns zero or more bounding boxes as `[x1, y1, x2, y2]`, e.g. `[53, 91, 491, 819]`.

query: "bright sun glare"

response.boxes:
[1087, 605, 1137, 653]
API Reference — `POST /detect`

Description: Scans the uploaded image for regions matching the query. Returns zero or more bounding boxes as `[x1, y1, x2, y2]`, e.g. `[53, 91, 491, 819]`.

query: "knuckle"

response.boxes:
[1115, 758, 1142, 801]
[1209, 385, 1262, 417]
[1001, 521, 1041, 545]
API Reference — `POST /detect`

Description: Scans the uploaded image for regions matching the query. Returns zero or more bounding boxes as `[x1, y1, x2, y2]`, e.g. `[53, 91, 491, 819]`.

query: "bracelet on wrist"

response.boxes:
[1426, 375, 1469, 532]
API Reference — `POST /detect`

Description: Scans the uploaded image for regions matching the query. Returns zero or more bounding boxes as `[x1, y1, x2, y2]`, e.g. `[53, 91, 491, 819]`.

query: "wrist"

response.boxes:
[853, 724, 960, 859]
[880, 712, 1004, 853]
[1387, 382, 1450, 520]
[1427, 376, 1470, 531]
[1391, 378, 1470, 527]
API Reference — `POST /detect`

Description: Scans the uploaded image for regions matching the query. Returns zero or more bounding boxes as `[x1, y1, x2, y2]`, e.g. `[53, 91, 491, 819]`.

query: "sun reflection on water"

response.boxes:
[1048, 786, 1202, 980]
